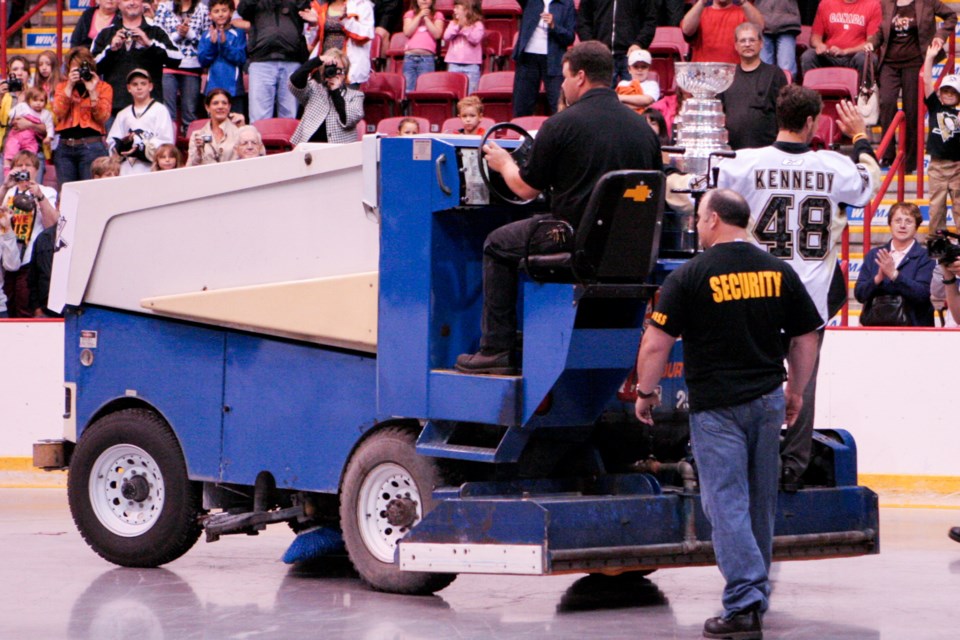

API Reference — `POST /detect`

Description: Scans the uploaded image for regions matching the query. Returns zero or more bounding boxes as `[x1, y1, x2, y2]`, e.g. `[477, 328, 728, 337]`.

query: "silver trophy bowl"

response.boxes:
[673, 62, 737, 98]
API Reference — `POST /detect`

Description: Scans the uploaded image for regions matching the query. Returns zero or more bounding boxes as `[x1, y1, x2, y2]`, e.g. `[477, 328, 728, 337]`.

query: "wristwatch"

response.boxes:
[637, 388, 658, 399]
[943, 275, 958, 285]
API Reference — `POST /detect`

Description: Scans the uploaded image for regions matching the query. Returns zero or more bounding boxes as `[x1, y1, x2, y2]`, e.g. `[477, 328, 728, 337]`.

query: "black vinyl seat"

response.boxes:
[523, 170, 666, 284]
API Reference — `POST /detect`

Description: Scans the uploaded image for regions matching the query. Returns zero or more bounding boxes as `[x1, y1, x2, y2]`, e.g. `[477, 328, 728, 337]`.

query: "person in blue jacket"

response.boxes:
[198, 0, 248, 98]
[512, 0, 576, 117]
[854, 201, 935, 326]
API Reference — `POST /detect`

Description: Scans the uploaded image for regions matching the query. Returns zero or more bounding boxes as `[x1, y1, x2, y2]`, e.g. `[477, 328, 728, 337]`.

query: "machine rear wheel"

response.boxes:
[67, 408, 203, 567]
[340, 426, 457, 595]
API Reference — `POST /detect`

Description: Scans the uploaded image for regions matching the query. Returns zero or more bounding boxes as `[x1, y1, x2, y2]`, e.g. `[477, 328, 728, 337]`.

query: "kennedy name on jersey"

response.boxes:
[755, 169, 836, 192]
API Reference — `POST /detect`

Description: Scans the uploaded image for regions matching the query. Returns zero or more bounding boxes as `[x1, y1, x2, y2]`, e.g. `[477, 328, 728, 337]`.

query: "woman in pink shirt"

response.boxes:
[403, 0, 445, 91]
[443, 0, 484, 94]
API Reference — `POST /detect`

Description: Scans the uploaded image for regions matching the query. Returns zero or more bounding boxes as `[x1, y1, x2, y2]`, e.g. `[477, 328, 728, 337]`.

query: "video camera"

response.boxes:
[926, 229, 960, 266]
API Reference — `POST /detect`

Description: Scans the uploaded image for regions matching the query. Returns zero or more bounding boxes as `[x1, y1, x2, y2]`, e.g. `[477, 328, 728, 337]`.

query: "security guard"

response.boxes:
[634, 188, 821, 640]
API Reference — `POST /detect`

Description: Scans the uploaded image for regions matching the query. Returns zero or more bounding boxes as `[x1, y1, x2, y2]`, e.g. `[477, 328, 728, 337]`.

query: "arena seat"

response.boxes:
[509, 115, 548, 132]
[375, 116, 431, 136]
[407, 71, 470, 130]
[357, 118, 367, 137]
[384, 32, 408, 74]
[803, 67, 858, 145]
[436, 0, 454, 15]
[649, 26, 689, 96]
[253, 118, 299, 153]
[178, 118, 210, 152]
[483, 30, 504, 71]
[369, 32, 383, 71]
[810, 115, 836, 150]
[482, 0, 522, 64]
[362, 71, 406, 126]
[474, 71, 515, 122]
[440, 116, 497, 133]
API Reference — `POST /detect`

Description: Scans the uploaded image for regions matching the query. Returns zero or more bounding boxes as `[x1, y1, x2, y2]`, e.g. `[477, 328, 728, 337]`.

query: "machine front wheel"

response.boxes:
[67, 408, 203, 567]
[340, 425, 456, 595]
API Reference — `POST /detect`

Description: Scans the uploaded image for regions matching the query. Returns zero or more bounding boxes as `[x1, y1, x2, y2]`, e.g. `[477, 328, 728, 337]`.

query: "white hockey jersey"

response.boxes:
[717, 144, 875, 323]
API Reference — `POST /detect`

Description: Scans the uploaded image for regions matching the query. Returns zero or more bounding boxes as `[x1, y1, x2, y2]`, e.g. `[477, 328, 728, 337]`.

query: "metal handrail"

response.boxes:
[0, 0, 65, 74]
[917, 33, 956, 198]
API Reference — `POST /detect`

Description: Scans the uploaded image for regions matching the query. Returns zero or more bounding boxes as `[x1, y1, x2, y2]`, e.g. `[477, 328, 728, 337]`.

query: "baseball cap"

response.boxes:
[126, 68, 151, 83]
[628, 49, 652, 67]
[940, 75, 960, 94]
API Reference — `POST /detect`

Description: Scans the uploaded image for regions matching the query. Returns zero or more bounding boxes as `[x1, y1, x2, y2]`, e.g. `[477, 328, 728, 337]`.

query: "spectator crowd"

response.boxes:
[2, 0, 960, 325]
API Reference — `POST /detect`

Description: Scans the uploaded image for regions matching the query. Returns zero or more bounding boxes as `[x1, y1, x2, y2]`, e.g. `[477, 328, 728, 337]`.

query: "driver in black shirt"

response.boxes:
[455, 41, 663, 375]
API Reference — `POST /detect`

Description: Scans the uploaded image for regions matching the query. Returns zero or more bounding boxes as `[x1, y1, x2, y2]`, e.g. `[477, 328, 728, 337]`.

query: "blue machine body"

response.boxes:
[65, 134, 879, 576]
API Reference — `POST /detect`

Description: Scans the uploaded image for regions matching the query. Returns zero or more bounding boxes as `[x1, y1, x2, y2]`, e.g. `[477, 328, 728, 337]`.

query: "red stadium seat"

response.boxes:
[357, 118, 367, 137]
[436, 0, 454, 16]
[253, 118, 299, 153]
[407, 71, 470, 130]
[440, 116, 497, 133]
[376, 116, 432, 135]
[369, 33, 383, 71]
[474, 71, 515, 122]
[178, 117, 210, 152]
[810, 115, 836, 150]
[803, 68, 858, 145]
[482, 0, 522, 67]
[483, 30, 504, 72]
[649, 27, 689, 96]
[362, 71, 406, 126]
[384, 32, 408, 74]
[510, 115, 548, 132]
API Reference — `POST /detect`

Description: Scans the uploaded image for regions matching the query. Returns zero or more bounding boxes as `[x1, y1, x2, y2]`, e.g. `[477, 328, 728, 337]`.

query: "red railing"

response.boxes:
[917, 34, 956, 198]
[0, 0, 65, 73]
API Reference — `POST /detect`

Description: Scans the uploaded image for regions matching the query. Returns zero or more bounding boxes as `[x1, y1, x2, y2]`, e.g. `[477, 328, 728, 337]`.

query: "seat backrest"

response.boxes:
[363, 71, 405, 101]
[509, 115, 548, 132]
[573, 170, 665, 283]
[376, 116, 432, 135]
[476, 70, 515, 95]
[440, 117, 496, 133]
[481, 0, 522, 14]
[802, 67, 858, 99]
[649, 26, 690, 59]
[483, 30, 502, 57]
[369, 33, 382, 61]
[386, 33, 408, 56]
[186, 118, 209, 140]
[413, 71, 469, 97]
[253, 118, 299, 139]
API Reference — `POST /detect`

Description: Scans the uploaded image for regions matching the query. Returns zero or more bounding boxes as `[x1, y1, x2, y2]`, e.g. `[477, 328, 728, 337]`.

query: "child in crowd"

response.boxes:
[0, 207, 20, 318]
[152, 143, 184, 171]
[443, 0, 484, 95]
[397, 117, 421, 135]
[402, 0, 445, 92]
[198, 0, 247, 98]
[924, 41, 960, 235]
[32, 50, 61, 99]
[107, 69, 176, 176]
[91, 156, 121, 179]
[616, 48, 660, 114]
[3, 87, 54, 177]
[456, 95, 485, 135]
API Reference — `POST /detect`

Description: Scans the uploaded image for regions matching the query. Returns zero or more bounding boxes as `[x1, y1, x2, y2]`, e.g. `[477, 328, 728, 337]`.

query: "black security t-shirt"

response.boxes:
[650, 241, 822, 411]
[925, 93, 960, 160]
[520, 88, 662, 226]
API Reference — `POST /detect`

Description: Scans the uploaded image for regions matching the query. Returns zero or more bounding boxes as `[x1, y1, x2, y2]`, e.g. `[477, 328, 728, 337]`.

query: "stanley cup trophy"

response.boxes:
[670, 62, 737, 176]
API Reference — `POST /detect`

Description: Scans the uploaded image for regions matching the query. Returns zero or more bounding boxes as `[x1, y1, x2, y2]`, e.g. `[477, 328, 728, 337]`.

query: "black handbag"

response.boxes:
[859, 294, 909, 326]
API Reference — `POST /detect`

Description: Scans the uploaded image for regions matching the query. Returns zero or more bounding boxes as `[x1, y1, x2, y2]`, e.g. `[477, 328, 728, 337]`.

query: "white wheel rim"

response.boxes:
[88, 444, 165, 537]
[356, 462, 422, 563]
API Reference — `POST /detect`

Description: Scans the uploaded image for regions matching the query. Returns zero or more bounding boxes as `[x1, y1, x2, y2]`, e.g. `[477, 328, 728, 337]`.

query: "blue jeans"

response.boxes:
[403, 54, 435, 93]
[54, 140, 108, 190]
[611, 53, 630, 86]
[163, 72, 202, 131]
[689, 387, 784, 618]
[446, 63, 480, 95]
[248, 61, 301, 123]
[762, 33, 797, 75]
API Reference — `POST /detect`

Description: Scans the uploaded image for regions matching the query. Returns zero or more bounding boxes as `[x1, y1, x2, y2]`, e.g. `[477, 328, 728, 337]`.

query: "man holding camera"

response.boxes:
[2, 151, 59, 318]
[92, 0, 182, 118]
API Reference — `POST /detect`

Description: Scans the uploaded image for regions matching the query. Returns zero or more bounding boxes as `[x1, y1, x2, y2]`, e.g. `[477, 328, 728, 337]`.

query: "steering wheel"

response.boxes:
[479, 122, 537, 205]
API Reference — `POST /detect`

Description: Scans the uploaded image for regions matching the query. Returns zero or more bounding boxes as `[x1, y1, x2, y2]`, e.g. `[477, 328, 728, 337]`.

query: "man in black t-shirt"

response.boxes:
[720, 22, 787, 150]
[454, 41, 662, 375]
[633, 189, 821, 640]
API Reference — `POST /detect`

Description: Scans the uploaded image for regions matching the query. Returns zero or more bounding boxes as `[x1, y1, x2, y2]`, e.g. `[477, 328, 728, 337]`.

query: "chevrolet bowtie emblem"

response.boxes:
[623, 184, 652, 202]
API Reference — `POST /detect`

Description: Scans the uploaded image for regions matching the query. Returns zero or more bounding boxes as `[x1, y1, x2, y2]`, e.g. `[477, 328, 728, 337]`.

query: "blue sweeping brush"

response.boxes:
[282, 526, 346, 564]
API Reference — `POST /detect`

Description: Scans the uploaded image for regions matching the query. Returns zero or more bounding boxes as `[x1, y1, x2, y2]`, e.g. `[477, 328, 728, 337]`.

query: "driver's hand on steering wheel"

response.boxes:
[483, 142, 516, 174]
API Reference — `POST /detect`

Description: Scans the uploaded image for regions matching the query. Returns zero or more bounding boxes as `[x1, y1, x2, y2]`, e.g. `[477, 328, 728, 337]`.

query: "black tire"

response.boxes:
[67, 408, 204, 567]
[340, 425, 457, 595]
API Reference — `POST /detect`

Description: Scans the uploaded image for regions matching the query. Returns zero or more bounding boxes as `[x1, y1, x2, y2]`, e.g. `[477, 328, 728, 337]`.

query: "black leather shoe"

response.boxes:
[950, 527, 960, 543]
[780, 467, 802, 493]
[455, 350, 516, 375]
[703, 609, 762, 639]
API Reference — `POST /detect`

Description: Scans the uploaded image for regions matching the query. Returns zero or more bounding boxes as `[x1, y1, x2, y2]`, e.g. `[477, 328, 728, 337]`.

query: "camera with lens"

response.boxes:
[9, 170, 30, 182]
[322, 63, 341, 79]
[79, 61, 93, 82]
[201, 135, 213, 144]
[7, 74, 23, 93]
[926, 229, 960, 265]
[124, 29, 135, 40]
